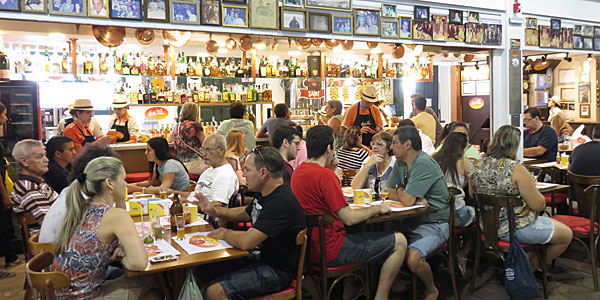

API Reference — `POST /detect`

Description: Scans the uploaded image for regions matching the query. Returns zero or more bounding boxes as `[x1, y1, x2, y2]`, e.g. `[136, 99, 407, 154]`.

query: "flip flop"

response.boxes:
[0, 271, 16, 279]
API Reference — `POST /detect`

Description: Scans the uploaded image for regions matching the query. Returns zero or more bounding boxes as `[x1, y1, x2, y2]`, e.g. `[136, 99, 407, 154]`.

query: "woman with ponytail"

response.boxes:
[51, 157, 159, 299]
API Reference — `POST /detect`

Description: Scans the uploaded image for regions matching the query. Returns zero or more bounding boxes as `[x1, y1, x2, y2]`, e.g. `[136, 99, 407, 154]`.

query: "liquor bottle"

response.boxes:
[147, 52, 155, 75]
[180, 84, 187, 103]
[219, 59, 227, 77]
[210, 57, 218, 77]
[222, 83, 229, 103]
[61, 48, 69, 74]
[137, 85, 144, 104]
[271, 58, 278, 77]
[202, 57, 211, 77]
[149, 84, 157, 103]
[157, 87, 166, 103]
[166, 86, 173, 103]
[203, 84, 210, 103]
[129, 86, 137, 104]
[156, 56, 165, 76]
[259, 56, 267, 78]
[122, 53, 130, 75]
[265, 58, 272, 78]
[99, 53, 108, 75]
[187, 57, 195, 76]
[113, 51, 122, 75]
[191, 83, 199, 103]
[142, 85, 149, 104]
[43, 49, 50, 73]
[139, 52, 147, 75]
[296, 60, 303, 77]
[170, 193, 182, 229]
[84, 52, 93, 74]
[131, 53, 139, 75]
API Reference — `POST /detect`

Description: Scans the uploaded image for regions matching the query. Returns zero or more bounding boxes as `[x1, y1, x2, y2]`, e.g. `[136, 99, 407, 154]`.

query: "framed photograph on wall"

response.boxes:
[594, 37, 600, 50]
[0, 0, 19, 11]
[558, 69, 575, 85]
[584, 37, 593, 50]
[22, 0, 45, 13]
[432, 15, 448, 41]
[170, 0, 199, 23]
[414, 6, 428, 20]
[562, 28, 573, 49]
[49, 0, 86, 15]
[574, 25, 583, 35]
[584, 25, 594, 37]
[250, 0, 278, 29]
[580, 104, 591, 118]
[465, 23, 483, 44]
[579, 82, 591, 103]
[467, 11, 479, 23]
[88, 0, 108, 17]
[448, 23, 464, 42]
[305, 0, 351, 12]
[539, 25, 550, 48]
[560, 87, 575, 102]
[483, 24, 502, 45]
[282, 0, 301, 7]
[309, 12, 331, 33]
[332, 14, 352, 35]
[110, 0, 141, 19]
[550, 18, 561, 31]
[381, 18, 398, 38]
[223, 0, 246, 4]
[413, 19, 432, 41]
[222, 5, 247, 27]
[574, 35, 584, 49]
[449, 10, 462, 25]
[144, 0, 168, 22]
[526, 17, 537, 29]
[525, 28, 539, 46]
[353, 8, 379, 36]
[550, 30, 562, 48]
[381, 3, 396, 18]
[281, 7, 307, 31]
[200, 0, 220, 25]
[595, 26, 600, 37]
[399, 16, 412, 39]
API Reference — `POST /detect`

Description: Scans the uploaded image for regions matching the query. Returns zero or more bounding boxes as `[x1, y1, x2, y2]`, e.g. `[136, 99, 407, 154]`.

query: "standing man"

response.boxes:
[523, 107, 558, 162]
[272, 126, 301, 185]
[108, 95, 140, 143]
[341, 86, 384, 147]
[409, 93, 443, 146]
[217, 102, 256, 151]
[43, 136, 76, 193]
[256, 103, 296, 146]
[62, 99, 111, 153]
[410, 94, 437, 145]
[203, 146, 306, 300]
[386, 126, 450, 300]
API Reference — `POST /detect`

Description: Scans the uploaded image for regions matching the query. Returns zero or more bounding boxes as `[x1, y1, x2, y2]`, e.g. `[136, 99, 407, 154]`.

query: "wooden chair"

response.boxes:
[251, 229, 308, 300]
[28, 232, 55, 256]
[305, 213, 369, 300]
[551, 172, 600, 291]
[16, 212, 38, 260]
[186, 180, 196, 193]
[341, 169, 357, 187]
[525, 166, 567, 215]
[470, 193, 549, 298]
[25, 252, 70, 300]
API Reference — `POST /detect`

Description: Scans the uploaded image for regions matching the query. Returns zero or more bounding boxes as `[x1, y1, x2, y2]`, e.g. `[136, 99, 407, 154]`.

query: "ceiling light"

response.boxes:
[288, 51, 301, 56]
[587, 53, 593, 61]
[48, 33, 66, 40]
[255, 38, 266, 50]
[459, 62, 464, 71]
[541, 54, 547, 62]
[475, 61, 480, 70]
[564, 53, 572, 62]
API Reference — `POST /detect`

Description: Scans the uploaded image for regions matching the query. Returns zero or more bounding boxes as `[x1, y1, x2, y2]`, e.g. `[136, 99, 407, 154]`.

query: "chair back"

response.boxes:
[17, 212, 38, 260]
[473, 193, 522, 252]
[28, 232, 56, 257]
[567, 171, 600, 222]
[25, 252, 70, 300]
[293, 229, 308, 300]
[341, 169, 357, 187]
[447, 187, 462, 229]
[305, 213, 335, 278]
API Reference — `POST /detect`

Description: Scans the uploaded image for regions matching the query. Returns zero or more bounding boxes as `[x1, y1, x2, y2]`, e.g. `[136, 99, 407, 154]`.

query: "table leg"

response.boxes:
[156, 272, 173, 300]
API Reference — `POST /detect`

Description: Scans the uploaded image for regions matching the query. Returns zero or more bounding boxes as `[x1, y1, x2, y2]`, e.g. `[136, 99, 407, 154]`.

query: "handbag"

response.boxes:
[177, 269, 204, 300]
[504, 198, 539, 300]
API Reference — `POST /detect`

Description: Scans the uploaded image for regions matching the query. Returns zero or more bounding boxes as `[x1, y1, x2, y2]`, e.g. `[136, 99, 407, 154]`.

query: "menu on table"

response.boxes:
[536, 182, 559, 189]
[349, 200, 425, 212]
[173, 232, 234, 255]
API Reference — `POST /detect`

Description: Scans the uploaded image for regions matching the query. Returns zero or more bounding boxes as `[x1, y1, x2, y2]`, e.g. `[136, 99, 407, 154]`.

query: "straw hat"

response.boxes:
[360, 86, 380, 103]
[112, 95, 129, 108]
[65, 103, 74, 114]
[72, 99, 94, 111]
[550, 95, 561, 105]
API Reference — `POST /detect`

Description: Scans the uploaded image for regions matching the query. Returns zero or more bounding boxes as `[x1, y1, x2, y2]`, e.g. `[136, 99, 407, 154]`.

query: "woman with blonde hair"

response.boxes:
[168, 102, 208, 175]
[468, 125, 572, 273]
[337, 126, 370, 170]
[51, 157, 159, 299]
[550, 111, 573, 143]
[225, 129, 246, 185]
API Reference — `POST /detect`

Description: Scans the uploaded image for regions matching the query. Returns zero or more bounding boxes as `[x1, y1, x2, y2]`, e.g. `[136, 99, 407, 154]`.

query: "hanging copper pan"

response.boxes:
[463, 54, 475, 62]
[341, 40, 354, 50]
[206, 33, 219, 55]
[239, 35, 253, 52]
[367, 42, 378, 49]
[392, 45, 405, 59]
[311, 38, 323, 47]
[162, 30, 191, 48]
[92, 25, 126, 47]
[294, 37, 311, 48]
[135, 28, 155, 45]
[324, 39, 340, 50]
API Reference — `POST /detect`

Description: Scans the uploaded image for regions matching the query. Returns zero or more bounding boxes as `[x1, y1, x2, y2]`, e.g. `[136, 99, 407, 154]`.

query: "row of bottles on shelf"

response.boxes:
[143, 116, 256, 139]
[117, 81, 273, 104]
[325, 59, 432, 80]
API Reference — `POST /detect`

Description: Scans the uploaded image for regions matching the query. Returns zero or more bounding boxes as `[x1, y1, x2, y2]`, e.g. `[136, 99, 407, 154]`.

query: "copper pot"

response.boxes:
[206, 34, 219, 55]
[92, 25, 126, 47]
[162, 30, 191, 48]
[324, 39, 340, 50]
[367, 42, 378, 49]
[463, 54, 475, 62]
[135, 28, 155, 45]
[311, 38, 323, 47]
[239, 35, 253, 52]
[392, 45, 405, 59]
[341, 40, 354, 50]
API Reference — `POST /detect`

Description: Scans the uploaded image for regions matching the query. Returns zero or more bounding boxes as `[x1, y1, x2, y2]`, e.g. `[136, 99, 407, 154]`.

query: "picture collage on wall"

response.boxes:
[525, 17, 600, 50]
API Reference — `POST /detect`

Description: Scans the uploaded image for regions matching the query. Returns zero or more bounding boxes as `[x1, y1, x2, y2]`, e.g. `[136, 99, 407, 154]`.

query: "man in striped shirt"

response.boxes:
[11, 140, 58, 224]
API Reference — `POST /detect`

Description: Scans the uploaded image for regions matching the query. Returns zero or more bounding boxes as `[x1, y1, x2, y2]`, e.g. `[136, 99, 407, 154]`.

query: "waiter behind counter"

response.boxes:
[108, 96, 140, 143]
[340, 85, 383, 147]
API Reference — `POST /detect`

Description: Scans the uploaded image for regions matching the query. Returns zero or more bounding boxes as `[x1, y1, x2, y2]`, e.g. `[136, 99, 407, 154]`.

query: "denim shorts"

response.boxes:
[454, 206, 475, 228]
[217, 263, 291, 300]
[499, 216, 555, 245]
[328, 232, 396, 267]
[392, 221, 449, 259]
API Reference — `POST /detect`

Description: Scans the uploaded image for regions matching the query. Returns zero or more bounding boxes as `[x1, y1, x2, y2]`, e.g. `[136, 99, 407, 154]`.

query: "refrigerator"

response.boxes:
[0, 80, 42, 155]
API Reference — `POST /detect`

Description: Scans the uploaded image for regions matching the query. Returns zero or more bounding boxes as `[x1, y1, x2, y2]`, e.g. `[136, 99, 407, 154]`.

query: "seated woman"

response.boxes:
[51, 157, 159, 299]
[350, 131, 395, 192]
[550, 111, 573, 144]
[468, 125, 572, 272]
[167, 102, 208, 175]
[128, 137, 190, 194]
[436, 122, 481, 161]
[225, 129, 246, 185]
[337, 126, 370, 171]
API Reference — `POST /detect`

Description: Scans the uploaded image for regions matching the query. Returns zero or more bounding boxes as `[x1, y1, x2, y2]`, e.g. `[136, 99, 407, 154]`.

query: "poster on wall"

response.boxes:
[562, 28, 573, 49]
[249, 0, 278, 29]
[305, 0, 350, 11]
[579, 82, 590, 103]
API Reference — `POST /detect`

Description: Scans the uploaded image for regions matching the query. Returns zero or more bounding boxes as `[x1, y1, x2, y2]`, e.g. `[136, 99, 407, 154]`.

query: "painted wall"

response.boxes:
[522, 0, 600, 23]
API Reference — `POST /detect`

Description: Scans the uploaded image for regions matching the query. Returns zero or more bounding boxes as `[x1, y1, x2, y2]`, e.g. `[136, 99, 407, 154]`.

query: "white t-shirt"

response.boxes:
[188, 164, 239, 205]
[39, 189, 67, 243]
[419, 129, 435, 155]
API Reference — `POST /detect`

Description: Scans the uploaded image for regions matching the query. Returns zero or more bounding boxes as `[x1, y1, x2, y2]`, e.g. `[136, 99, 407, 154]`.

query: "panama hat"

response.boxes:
[360, 86, 380, 103]
[112, 95, 129, 108]
[550, 95, 561, 105]
[72, 99, 94, 111]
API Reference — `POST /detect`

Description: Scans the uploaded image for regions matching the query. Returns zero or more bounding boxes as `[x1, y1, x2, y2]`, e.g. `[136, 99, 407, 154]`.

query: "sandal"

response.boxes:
[0, 271, 16, 280]
[4, 258, 25, 269]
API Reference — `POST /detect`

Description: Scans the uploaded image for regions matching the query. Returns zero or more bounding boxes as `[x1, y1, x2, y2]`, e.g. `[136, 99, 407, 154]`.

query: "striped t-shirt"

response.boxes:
[12, 174, 59, 224]
[337, 148, 370, 170]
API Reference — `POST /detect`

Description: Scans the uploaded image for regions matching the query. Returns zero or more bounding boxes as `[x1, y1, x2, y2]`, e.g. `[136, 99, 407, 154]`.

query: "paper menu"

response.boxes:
[144, 239, 180, 259]
[173, 232, 234, 255]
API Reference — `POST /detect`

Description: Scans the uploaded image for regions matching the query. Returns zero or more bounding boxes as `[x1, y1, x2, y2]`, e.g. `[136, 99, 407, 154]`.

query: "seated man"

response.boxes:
[291, 125, 407, 300]
[272, 126, 301, 185]
[11, 139, 59, 224]
[569, 123, 600, 175]
[523, 107, 558, 161]
[387, 126, 450, 300]
[202, 146, 306, 300]
[256, 103, 296, 146]
[177, 134, 238, 210]
[43, 136, 76, 193]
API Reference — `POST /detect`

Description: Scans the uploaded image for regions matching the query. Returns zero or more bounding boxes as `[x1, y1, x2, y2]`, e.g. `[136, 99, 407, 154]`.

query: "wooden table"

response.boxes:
[126, 219, 248, 300]
[537, 183, 569, 215]
[365, 206, 436, 224]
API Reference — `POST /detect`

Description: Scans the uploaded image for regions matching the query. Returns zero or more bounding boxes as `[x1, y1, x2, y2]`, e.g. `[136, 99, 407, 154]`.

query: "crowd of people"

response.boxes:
[0, 91, 585, 300]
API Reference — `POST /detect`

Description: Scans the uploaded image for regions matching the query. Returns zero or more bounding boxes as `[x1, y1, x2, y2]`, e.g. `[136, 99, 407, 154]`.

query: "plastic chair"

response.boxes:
[305, 213, 369, 300]
[251, 228, 308, 300]
[25, 251, 70, 300]
[470, 193, 549, 298]
[16, 212, 38, 260]
[551, 172, 600, 291]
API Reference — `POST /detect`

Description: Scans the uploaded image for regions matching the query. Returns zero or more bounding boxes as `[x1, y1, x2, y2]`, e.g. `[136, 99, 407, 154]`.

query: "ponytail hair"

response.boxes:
[55, 157, 124, 254]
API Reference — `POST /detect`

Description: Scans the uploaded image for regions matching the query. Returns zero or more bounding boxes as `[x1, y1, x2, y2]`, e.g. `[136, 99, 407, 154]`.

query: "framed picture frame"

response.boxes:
[562, 28, 573, 49]
[381, 18, 399, 38]
[309, 12, 331, 33]
[200, 0, 220, 25]
[414, 6, 428, 20]
[595, 37, 600, 50]
[574, 25, 583, 35]
[48, 0, 86, 15]
[22, 0, 45, 13]
[282, 0, 300, 7]
[465, 23, 483, 44]
[526, 17, 537, 29]
[399, 16, 412, 39]
[170, 0, 199, 24]
[550, 30, 562, 48]
[448, 23, 464, 42]
[580, 104, 591, 118]
[412, 19, 432, 41]
[584, 37, 593, 50]
[143, 0, 168, 22]
[281, 7, 307, 32]
[574, 35, 584, 49]
[525, 28, 539, 46]
[583, 25, 594, 37]
[550, 18, 561, 31]
[222, 4, 247, 27]
[249, 0, 278, 30]
[476, 80, 490, 95]
[353, 8, 380, 36]
[381, 3, 396, 18]
[461, 81, 476, 96]
[223, 0, 246, 4]
[432, 15, 448, 41]
[467, 11, 479, 23]
[0, 0, 19, 11]
[579, 82, 591, 103]
[558, 69, 575, 85]
[332, 14, 352, 35]
[448, 10, 462, 25]
[483, 24, 502, 45]
[560, 87, 575, 102]
[110, 0, 141, 19]
[305, 0, 350, 12]
[539, 25, 550, 48]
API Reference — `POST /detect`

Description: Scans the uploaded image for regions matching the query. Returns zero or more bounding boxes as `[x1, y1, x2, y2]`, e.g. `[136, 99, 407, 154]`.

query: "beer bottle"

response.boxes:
[170, 194, 183, 232]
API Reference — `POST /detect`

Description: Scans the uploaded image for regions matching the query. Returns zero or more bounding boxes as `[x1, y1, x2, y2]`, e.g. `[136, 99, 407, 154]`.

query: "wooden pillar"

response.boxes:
[251, 52, 256, 82]
[69, 38, 77, 80]
[241, 51, 247, 67]
[169, 45, 175, 80]
[378, 53, 383, 80]
[162, 45, 169, 76]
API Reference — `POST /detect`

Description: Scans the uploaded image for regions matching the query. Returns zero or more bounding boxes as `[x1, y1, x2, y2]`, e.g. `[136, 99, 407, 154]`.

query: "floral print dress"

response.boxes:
[174, 120, 204, 163]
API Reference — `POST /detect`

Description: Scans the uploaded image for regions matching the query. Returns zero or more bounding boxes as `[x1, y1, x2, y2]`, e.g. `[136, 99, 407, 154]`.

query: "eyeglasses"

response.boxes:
[252, 146, 270, 172]
[523, 117, 532, 123]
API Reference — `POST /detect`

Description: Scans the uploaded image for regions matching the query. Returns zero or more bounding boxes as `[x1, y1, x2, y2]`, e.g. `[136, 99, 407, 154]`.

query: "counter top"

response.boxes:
[108, 142, 174, 150]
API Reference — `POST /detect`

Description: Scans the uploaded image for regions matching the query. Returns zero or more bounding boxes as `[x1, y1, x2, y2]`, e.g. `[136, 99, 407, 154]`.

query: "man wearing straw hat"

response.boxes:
[340, 85, 384, 147]
[62, 99, 111, 153]
[108, 95, 140, 143]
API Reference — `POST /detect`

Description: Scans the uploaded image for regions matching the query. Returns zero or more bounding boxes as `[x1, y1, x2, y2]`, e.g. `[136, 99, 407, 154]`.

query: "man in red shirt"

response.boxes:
[291, 125, 407, 300]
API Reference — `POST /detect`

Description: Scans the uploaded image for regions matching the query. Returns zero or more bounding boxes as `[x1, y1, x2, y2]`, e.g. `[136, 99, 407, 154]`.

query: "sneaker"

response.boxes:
[0, 271, 15, 280]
